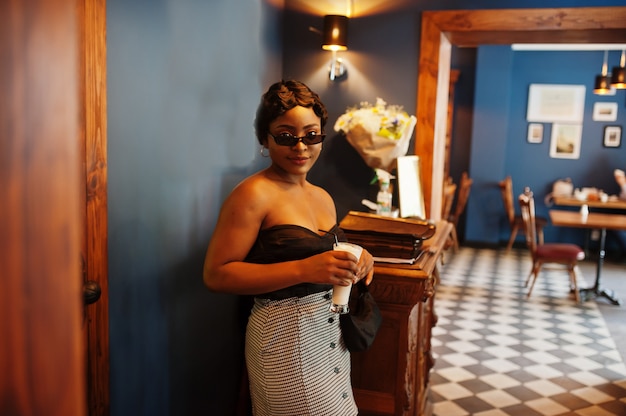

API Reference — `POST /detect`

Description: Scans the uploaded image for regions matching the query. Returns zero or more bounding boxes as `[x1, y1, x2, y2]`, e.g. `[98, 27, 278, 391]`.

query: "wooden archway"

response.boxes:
[415, 7, 626, 218]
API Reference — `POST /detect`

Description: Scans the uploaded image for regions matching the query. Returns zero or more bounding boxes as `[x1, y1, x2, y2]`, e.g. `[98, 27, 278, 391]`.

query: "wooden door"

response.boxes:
[78, 0, 110, 414]
[0, 0, 85, 414]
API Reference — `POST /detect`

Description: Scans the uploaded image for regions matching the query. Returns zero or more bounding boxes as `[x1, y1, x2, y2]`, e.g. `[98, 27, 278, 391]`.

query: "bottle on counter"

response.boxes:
[377, 180, 392, 215]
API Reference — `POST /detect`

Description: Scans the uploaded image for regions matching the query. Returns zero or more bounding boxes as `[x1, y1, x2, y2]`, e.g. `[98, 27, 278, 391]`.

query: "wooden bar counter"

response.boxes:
[349, 220, 452, 416]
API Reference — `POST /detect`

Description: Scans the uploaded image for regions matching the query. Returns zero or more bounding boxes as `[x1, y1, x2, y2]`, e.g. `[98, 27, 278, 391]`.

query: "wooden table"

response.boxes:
[549, 210, 626, 305]
[347, 220, 452, 416]
[553, 196, 626, 210]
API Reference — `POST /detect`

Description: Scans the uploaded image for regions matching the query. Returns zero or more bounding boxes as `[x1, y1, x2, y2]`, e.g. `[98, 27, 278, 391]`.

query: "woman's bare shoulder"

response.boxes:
[224, 171, 274, 206]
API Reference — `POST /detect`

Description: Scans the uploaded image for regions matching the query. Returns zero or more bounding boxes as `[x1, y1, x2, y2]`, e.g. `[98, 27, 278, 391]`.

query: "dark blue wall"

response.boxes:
[107, 1, 281, 414]
[466, 47, 626, 248]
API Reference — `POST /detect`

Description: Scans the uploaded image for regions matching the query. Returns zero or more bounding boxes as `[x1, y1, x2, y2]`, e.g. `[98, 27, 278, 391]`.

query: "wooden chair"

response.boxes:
[518, 188, 585, 302]
[499, 176, 546, 251]
[441, 179, 457, 258]
[442, 179, 457, 223]
[446, 172, 473, 251]
[449, 172, 473, 227]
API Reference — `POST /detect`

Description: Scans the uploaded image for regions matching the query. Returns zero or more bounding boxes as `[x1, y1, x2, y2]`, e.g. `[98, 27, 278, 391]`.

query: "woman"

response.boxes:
[203, 80, 374, 415]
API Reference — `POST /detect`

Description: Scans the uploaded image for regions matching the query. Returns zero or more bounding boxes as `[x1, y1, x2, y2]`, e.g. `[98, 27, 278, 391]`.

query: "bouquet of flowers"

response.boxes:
[334, 98, 417, 171]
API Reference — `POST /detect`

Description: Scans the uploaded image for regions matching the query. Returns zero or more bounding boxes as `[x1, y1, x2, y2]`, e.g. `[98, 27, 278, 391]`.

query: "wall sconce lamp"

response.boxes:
[593, 50, 613, 95]
[322, 15, 348, 81]
[611, 49, 626, 89]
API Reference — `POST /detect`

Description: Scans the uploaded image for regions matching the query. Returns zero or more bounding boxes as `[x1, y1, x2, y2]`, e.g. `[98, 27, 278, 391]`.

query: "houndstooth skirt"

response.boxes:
[246, 289, 358, 416]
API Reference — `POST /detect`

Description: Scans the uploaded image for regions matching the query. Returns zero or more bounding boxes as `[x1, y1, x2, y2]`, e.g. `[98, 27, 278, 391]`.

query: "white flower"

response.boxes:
[334, 98, 413, 140]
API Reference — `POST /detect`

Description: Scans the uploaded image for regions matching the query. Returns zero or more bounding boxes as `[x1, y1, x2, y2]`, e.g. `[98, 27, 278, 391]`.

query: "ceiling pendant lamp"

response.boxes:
[611, 49, 626, 89]
[593, 50, 613, 95]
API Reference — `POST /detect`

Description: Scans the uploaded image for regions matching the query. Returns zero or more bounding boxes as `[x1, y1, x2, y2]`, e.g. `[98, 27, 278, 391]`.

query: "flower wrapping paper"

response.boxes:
[334, 98, 417, 171]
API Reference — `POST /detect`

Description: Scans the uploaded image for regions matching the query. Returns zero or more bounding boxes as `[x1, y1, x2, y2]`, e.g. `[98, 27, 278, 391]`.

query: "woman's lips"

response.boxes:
[289, 156, 309, 165]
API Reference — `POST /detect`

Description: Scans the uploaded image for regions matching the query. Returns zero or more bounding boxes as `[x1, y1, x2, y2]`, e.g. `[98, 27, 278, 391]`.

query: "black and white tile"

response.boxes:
[431, 247, 626, 416]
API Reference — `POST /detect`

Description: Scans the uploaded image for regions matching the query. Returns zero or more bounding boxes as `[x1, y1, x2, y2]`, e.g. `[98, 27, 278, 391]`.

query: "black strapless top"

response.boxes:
[245, 224, 346, 300]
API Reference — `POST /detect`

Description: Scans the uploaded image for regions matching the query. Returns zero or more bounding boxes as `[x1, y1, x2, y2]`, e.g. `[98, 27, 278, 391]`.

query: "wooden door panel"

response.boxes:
[0, 0, 85, 414]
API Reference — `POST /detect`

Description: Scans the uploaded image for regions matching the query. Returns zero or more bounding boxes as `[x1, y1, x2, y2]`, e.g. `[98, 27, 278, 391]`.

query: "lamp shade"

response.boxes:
[594, 74, 613, 95]
[611, 49, 626, 89]
[322, 15, 348, 51]
[611, 67, 626, 89]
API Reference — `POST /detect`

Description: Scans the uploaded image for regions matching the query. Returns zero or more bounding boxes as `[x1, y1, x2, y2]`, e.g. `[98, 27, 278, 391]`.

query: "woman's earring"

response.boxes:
[260, 146, 269, 157]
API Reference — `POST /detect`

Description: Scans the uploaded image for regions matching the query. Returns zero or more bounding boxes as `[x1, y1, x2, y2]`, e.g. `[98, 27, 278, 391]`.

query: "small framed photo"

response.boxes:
[592, 102, 618, 121]
[527, 123, 543, 143]
[549, 123, 582, 159]
[603, 125, 622, 148]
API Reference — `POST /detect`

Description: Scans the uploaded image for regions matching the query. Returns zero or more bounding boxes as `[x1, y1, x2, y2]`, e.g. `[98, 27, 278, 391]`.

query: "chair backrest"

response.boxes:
[499, 176, 516, 225]
[518, 187, 538, 255]
[450, 172, 473, 226]
[442, 182, 457, 222]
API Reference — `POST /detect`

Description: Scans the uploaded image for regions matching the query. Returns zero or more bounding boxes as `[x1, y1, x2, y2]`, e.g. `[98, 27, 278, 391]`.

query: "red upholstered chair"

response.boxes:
[518, 188, 585, 302]
[500, 176, 547, 250]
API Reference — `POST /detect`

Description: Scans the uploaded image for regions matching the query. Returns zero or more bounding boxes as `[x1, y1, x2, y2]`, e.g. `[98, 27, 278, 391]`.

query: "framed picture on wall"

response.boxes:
[592, 102, 618, 121]
[526, 84, 586, 123]
[549, 123, 582, 159]
[603, 125, 622, 148]
[527, 123, 543, 143]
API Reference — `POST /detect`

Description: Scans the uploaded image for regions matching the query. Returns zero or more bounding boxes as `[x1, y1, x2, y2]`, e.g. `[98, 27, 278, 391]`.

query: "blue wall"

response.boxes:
[107, 0, 281, 414]
[466, 47, 626, 247]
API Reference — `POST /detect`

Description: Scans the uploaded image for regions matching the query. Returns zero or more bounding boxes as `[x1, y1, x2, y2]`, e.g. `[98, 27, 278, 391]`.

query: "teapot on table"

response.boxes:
[545, 178, 573, 206]
[553, 178, 574, 197]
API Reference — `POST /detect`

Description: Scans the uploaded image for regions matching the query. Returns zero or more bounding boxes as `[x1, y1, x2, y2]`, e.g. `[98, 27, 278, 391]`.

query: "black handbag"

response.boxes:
[340, 280, 382, 352]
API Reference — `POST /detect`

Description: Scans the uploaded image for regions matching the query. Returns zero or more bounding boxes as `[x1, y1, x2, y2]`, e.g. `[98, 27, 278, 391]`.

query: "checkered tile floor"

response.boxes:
[431, 247, 626, 416]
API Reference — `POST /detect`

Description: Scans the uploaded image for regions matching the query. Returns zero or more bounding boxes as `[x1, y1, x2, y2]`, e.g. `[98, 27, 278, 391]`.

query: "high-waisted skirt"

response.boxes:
[245, 289, 357, 416]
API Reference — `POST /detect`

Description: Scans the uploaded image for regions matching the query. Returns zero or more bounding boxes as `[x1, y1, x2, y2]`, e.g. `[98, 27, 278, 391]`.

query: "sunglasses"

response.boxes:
[269, 132, 326, 146]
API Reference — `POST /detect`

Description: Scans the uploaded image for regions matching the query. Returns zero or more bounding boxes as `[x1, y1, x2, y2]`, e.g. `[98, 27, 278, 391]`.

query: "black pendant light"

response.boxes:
[594, 50, 613, 95]
[611, 49, 626, 89]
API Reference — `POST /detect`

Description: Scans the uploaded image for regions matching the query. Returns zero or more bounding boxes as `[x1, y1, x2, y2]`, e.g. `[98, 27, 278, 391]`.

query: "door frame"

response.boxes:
[78, 0, 109, 414]
[415, 6, 626, 218]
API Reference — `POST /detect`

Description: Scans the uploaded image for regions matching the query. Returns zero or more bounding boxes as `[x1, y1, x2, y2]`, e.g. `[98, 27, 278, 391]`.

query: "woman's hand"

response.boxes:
[356, 249, 374, 285]
[294, 247, 374, 287]
[300, 250, 360, 287]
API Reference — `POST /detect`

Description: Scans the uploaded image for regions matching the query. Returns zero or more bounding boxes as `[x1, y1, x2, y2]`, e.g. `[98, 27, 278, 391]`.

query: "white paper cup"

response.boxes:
[330, 242, 363, 313]
[333, 242, 363, 261]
